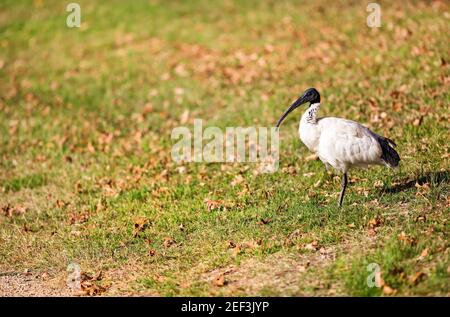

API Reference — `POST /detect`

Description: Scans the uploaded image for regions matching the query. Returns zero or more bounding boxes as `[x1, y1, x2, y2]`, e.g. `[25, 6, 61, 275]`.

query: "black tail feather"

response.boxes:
[377, 136, 400, 168]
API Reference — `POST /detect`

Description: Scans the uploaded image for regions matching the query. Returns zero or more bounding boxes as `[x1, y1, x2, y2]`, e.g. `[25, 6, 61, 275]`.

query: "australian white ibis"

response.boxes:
[276, 88, 400, 206]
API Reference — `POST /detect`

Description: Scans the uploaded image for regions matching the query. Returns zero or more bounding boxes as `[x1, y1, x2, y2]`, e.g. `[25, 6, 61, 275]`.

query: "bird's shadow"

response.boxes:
[382, 170, 449, 193]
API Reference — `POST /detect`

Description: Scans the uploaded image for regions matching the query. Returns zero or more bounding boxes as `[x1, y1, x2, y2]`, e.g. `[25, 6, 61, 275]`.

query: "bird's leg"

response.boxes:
[338, 173, 348, 207]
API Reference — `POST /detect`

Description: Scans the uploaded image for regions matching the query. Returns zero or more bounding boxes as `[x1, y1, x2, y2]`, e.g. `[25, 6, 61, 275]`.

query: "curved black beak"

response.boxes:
[275, 96, 307, 129]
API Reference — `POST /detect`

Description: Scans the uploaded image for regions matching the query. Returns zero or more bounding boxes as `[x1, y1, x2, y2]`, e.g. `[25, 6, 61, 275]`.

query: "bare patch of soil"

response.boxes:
[0, 272, 72, 297]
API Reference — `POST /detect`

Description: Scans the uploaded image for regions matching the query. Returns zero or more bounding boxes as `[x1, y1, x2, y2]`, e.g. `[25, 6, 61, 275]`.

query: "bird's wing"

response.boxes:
[317, 118, 382, 167]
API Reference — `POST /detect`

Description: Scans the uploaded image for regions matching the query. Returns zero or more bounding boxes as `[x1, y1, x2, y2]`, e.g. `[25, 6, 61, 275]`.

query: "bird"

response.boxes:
[275, 88, 400, 206]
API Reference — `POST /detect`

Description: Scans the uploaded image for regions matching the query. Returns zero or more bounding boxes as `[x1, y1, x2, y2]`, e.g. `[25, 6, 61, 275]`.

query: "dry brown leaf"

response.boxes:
[180, 109, 190, 124]
[23, 223, 36, 232]
[368, 217, 382, 228]
[69, 212, 89, 225]
[297, 265, 307, 272]
[367, 228, 377, 236]
[87, 142, 96, 153]
[55, 199, 68, 209]
[93, 270, 103, 281]
[382, 285, 396, 295]
[397, 231, 416, 246]
[231, 174, 244, 186]
[417, 248, 429, 261]
[81, 283, 107, 296]
[155, 274, 165, 283]
[304, 154, 318, 162]
[232, 244, 242, 257]
[205, 199, 224, 211]
[409, 272, 425, 285]
[243, 240, 261, 249]
[142, 102, 153, 116]
[226, 240, 236, 248]
[41, 272, 50, 280]
[213, 274, 226, 287]
[304, 240, 319, 251]
[373, 180, 384, 188]
[258, 218, 271, 225]
[1, 204, 27, 217]
[163, 237, 175, 248]
[78, 271, 107, 296]
[133, 217, 148, 237]
[412, 117, 423, 126]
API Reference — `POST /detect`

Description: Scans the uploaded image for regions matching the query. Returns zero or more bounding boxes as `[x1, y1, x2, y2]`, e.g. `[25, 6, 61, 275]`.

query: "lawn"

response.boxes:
[0, 0, 449, 296]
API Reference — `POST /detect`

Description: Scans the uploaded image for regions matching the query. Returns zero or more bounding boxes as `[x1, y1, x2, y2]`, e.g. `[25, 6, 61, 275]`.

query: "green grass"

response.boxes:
[3, 173, 47, 192]
[0, 0, 449, 296]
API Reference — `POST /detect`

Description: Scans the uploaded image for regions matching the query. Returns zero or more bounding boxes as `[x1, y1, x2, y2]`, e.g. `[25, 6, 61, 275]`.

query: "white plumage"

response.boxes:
[276, 88, 400, 206]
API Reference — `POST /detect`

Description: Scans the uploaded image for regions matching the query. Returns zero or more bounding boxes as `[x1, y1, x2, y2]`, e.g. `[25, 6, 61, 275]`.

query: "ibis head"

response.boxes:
[276, 88, 320, 128]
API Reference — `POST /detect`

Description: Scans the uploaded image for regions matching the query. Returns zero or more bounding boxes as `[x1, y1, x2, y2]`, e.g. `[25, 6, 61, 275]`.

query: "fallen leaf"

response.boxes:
[304, 241, 319, 251]
[23, 224, 36, 233]
[81, 282, 107, 296]
[373, 180, 384, 188]
[409, 272, 425, 285]
[41, 272, 50, 280]
[78, 271, 107, 296]
[133, 217, 148, 237]
[180, 109, 190, 124]
[297, 265, 307, 272]
[87, 142, 96, 153]
[93, 271, 103, 281]
[304, 154, 318, 161]
[163, 237, 175, 248]
[397, 231, 416, 246]
[55, 199, 68, 209]
[368, 228, 377, 236]
[417, 248, 428, 261]
[226, 240, 236, 248]
[243, 240, 262, 249]
[232, 244, 242, 257]
[382, 284, 396, 295]
[70, 230, 82, 237]
[1, 204, 27, 217]
[205, 199, 224, 211]
[258, 218, 271, 225]
[213, 274, 226, 287]
[368, 217, 382, 228]
[412, 117, 423, 126]
[155, 274, 165, 283]
[231, 174, 244, 186]
[69, 212, 89, 225]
